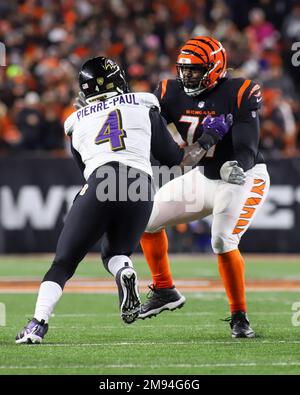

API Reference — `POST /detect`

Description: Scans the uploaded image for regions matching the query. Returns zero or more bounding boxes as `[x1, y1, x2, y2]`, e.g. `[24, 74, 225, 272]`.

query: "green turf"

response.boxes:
[0, 255, 300, 375]
[0, 254, 300, 280]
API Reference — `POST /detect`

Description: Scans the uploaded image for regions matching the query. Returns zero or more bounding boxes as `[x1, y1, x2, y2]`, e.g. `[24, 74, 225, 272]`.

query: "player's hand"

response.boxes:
[73, 91, 88, 110]
[220, 161, 246, 185]
[197, 114, 233, 150]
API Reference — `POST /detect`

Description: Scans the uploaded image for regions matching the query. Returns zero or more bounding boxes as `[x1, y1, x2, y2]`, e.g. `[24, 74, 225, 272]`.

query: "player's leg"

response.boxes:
[101, 165, 154, 324]
[140, 168, 214, 319]
[16, 171, 109, 344]
[211, 164, 270, 338]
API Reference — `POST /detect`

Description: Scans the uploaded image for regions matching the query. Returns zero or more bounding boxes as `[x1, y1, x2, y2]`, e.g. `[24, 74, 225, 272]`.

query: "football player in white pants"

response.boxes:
[147, 164, 269, 252]
[139, 35, 270, 338]
[142, 161, 269, 338]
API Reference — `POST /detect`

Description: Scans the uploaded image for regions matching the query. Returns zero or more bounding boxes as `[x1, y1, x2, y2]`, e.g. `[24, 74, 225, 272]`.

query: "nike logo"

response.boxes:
[256, 97, 262, 103]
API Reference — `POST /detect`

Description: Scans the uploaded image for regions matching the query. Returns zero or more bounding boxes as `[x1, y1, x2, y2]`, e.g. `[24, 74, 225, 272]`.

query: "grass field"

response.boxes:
[0, 254, 300, 375]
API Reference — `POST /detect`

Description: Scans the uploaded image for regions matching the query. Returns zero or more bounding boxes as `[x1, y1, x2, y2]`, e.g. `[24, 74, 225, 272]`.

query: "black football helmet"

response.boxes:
[79, 56, 129, 102]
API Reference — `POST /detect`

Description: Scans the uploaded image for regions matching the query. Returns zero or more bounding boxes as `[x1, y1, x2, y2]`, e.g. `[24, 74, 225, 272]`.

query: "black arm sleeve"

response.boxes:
[150, 107, 184, 166]
[70, 137, 85, 175]
[231, 111, 260, 171]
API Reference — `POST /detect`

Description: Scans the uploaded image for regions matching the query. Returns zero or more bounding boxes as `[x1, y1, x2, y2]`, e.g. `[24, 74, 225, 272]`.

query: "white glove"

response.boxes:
[73, 91, 87, 110]
[220, 161, 246, 185]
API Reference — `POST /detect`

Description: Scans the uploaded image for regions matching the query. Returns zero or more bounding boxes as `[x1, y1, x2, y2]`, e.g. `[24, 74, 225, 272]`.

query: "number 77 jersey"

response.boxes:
[155, 77, 265, 180]
[64, 93, 159, 180]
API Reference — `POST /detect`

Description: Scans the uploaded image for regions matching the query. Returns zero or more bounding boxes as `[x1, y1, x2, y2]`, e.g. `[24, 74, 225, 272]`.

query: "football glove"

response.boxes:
[73, 91, 88, 110]
[198, 113, 233, 151]
[220, 161, 246, 185]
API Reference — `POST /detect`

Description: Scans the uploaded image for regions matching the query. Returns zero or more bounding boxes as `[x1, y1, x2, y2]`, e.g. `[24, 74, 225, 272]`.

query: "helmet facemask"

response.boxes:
[176, 63, 212, 97]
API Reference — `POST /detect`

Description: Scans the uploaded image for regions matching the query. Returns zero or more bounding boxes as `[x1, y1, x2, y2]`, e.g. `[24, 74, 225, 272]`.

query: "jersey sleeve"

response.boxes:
[64, 112, 77, 136]
[231, 107, 260, 171]
[136, 92, 161, 110]
[235, 79, 262, 118]
[154, 80, 172, 124]
[149, 107, 184, 166]
[69, 136, 85, 175]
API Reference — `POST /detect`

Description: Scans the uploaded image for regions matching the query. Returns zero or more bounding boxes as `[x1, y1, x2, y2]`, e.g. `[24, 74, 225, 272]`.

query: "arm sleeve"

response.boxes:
[231, 111, 260, 171]
[231, 80, 262, 171]
[150, 107, 184, 166]
[70, 137, 85, 175]
[64, 112, 76, 136]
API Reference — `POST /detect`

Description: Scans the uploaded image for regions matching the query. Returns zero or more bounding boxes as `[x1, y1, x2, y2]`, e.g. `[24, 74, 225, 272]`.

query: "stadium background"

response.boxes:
[1, 0, 300, 253]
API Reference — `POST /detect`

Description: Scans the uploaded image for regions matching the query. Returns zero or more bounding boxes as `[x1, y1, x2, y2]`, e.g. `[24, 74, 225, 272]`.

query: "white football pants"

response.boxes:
[146, 164, 270, 254]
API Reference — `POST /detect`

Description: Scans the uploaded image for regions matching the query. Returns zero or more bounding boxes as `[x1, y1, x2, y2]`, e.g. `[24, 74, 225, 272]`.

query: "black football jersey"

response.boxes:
[155, 77, 265, 179]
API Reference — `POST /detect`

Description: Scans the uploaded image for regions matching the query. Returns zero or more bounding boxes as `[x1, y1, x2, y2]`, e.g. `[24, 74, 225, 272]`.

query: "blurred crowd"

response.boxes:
[0, 0, 300, 252]
[0, 0, 300, 159]
[1, 0, 300, 254]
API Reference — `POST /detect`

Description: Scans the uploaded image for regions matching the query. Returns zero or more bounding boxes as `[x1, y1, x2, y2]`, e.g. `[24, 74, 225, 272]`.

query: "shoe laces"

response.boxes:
[221, 316, 232, 323]
[146, 284, 156, 299]
[221, 313, 248, 327]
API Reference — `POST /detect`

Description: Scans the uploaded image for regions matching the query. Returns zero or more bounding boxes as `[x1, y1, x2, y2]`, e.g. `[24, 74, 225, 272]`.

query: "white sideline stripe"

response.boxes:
[21, 340, 300, 347]
[37, 311, 298, 317]
[1, 362, 300, 369]
[49, 324, 295, 330]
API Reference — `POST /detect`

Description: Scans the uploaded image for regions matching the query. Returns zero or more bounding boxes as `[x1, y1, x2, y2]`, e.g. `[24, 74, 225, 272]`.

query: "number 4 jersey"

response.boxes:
[64, 92, 184, 180]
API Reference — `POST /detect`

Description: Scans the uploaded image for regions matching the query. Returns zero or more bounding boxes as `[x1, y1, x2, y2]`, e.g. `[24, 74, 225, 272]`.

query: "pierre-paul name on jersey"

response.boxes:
[75, 94, 139, 122]
[64, 92, 160, 180]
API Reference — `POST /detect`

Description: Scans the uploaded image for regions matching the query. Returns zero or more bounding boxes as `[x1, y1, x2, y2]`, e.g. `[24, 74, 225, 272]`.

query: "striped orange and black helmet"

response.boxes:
[176, 36, 227, 96]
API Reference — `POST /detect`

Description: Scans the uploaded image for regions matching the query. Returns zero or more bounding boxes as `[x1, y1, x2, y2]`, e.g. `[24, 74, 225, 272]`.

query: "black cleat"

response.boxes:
[225, 311, 255, 338]
[16, 318, 48, 344]
[116, 267, 141, 324]
[139, 285, 186, 320]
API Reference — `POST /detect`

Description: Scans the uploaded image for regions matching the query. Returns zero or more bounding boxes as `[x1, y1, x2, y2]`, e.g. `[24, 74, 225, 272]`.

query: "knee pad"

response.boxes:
[211, 233, 238, 254]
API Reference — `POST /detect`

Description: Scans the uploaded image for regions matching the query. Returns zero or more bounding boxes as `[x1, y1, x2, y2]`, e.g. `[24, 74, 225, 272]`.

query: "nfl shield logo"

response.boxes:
[198, 101, 205, 108]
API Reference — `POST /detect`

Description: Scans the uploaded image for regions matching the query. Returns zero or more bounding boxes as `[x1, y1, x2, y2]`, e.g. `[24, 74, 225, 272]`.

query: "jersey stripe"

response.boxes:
[161, 79, 168, 99]
[237, 79, 251, 109]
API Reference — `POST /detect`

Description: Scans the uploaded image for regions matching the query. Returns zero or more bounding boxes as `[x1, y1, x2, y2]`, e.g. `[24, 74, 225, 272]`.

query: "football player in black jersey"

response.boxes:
[140, 36, 270, 338]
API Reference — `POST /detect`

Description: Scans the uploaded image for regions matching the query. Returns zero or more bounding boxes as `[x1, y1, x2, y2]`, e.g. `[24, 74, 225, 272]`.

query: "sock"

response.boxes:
[34, 281, 63, 323]
[218, 249, 247, 314]
[107, 255, 133, 277]
[140, 230, 173, 288]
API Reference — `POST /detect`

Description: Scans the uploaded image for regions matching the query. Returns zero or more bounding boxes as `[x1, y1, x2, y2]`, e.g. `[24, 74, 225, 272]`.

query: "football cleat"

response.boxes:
[139, 285, 186, 319]
[224, 311, 255, 338]
[15, 318, 48, 344]
[116, 267, 141, 324]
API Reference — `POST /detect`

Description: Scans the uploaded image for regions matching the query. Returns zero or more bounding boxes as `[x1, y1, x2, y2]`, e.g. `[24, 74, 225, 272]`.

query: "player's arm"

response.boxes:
[69, 137, 85, 175]
[231, 111, 260, 171]
[231, 81, 262, 171]
[220, 81, 262, 185]
[150, 107, 232, 168]
[64, 112, 85, 175]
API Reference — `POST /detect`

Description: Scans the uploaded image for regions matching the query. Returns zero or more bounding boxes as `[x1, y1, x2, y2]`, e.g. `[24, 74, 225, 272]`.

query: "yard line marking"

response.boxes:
[1, 362, 300, 369]
[22, 311, 297, 318]
[16, 340, 300, 347]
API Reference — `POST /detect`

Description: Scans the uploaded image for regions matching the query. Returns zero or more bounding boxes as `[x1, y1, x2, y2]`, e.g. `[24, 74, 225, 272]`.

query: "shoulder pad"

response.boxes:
[154, 79, 179, 102]
[134, 92, 161, 111]
[64, 111, 77, 136]
[236, 79, 262, 112]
